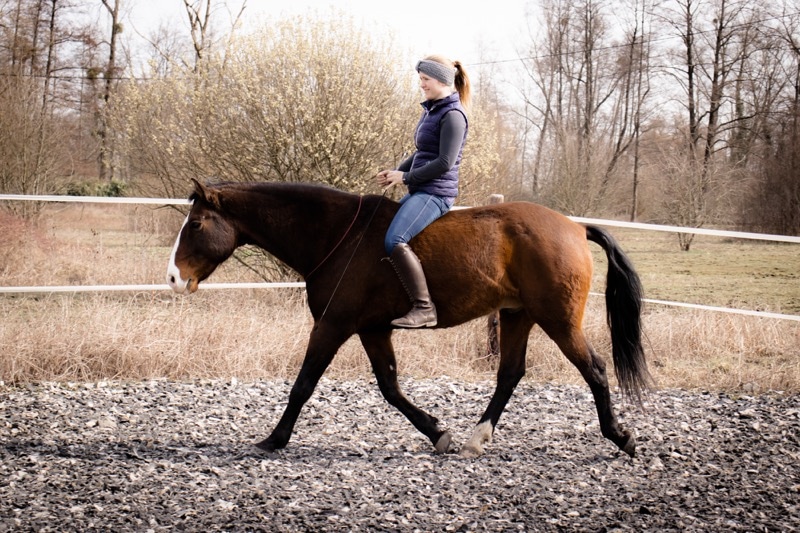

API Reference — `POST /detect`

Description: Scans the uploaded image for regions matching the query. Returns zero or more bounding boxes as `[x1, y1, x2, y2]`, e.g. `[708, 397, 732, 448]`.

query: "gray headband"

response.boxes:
[416, 59, 456, 86]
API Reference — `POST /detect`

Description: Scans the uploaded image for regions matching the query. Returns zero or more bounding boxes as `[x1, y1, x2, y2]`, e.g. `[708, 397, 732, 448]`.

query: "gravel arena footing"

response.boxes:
[1, 378, 798, 532]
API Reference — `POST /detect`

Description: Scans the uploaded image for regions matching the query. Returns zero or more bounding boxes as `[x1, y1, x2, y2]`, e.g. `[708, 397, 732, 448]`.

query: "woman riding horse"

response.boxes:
[376, 54, 470, 328]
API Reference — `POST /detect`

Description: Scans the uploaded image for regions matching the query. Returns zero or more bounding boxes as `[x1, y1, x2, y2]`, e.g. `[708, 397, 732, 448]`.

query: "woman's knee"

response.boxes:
[384, 234, 403, 255]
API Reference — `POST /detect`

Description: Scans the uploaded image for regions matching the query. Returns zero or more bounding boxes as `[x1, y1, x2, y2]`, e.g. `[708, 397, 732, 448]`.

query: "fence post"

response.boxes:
[486, 194, 504, 358]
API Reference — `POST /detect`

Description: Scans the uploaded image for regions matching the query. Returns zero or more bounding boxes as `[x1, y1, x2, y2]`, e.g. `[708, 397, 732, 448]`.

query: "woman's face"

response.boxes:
[418, 73, 451, 101]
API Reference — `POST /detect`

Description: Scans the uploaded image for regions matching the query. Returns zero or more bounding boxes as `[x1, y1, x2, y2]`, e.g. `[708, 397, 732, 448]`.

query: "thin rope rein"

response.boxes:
[306, 194, 365, 279]
[317, 190, 387, 322]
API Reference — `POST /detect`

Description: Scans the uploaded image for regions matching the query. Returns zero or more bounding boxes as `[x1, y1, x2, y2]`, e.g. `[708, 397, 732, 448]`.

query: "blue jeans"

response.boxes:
[384, 192, 454, 255]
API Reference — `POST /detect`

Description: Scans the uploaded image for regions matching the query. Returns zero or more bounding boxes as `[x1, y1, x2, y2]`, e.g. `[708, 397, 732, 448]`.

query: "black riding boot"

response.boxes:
[388, 243, 438, 328]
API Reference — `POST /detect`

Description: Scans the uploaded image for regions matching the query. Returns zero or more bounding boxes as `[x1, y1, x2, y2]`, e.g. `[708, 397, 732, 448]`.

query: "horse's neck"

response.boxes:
[235, 185, 353, 276]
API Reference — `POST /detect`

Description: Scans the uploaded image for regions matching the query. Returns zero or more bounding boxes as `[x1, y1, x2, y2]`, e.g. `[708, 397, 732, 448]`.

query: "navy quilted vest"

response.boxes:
[410, 92, 468, 198]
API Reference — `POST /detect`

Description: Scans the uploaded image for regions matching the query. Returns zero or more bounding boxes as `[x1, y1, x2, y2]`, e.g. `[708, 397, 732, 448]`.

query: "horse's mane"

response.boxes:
[197, 180, 358, 200]
[192, 181, 397, 214]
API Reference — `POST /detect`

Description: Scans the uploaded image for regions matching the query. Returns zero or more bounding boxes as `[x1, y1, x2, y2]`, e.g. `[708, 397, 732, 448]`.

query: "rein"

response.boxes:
[313, 190, 387, 322]
[306, 194, 365, 279]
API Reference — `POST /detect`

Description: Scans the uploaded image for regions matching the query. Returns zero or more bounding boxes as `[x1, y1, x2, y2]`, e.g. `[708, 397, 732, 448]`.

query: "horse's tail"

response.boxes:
[586, 225, 652, 404]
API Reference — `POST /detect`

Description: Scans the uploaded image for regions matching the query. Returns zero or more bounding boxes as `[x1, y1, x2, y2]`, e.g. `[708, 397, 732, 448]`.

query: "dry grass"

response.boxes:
[1, 292, 797, 393]
[0, 204, 798, 392]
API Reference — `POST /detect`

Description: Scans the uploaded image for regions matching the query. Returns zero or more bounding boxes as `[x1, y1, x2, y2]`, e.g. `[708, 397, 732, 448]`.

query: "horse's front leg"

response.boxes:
[461, 311, 533, 458]
[358, 330, 453, 454]
[255, 322, 348, 452]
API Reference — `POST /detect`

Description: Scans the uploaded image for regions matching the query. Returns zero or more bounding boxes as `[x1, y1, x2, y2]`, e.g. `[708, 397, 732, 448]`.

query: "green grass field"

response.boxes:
[591, 228, 800, 314]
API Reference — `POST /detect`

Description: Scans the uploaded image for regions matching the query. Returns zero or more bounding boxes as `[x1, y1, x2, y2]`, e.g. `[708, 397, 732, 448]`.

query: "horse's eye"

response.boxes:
[189, 219, 203, 231]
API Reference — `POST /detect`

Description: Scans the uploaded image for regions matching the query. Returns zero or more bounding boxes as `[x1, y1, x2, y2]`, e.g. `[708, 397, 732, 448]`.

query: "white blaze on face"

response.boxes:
[166, 216, 190, 294]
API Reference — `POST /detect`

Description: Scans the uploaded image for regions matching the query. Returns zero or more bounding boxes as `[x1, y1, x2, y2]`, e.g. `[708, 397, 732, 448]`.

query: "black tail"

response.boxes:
[586, 225, 651, 403]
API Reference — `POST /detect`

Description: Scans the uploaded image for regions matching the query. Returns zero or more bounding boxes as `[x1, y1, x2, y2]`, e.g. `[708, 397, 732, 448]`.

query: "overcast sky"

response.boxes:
[121, 0, 532, 69]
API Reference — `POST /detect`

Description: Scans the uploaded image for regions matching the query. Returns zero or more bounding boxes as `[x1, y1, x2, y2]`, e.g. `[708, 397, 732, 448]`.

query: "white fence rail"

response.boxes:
[569, 216, 800, 244]
[1, 193, 798, 322]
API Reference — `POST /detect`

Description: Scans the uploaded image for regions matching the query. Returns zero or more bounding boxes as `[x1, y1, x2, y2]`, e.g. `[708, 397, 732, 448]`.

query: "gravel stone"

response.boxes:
[1, 378, 798, 531]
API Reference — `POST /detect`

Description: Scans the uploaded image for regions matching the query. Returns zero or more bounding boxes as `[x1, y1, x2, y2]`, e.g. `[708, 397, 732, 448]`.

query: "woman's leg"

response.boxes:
[384, 193, 450, 255]
[384, 193, 451, 328]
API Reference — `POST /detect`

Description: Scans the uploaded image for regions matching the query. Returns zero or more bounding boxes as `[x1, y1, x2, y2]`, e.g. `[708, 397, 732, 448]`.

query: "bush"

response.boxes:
[65, 181, 94, 197]
[98, 180, 127, 197]
[65, 179, 127, 197]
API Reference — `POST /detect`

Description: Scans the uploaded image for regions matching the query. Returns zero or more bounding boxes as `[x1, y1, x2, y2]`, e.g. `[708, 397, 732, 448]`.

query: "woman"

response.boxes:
[376, 54, 470, 328]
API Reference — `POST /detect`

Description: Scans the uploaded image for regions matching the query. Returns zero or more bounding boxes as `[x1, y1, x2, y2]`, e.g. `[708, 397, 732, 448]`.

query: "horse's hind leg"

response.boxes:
[543, 324, 635, 457]
[461, 310, 533, 458]
[255, 322, 348, 453]
[359, 330, 452, 454]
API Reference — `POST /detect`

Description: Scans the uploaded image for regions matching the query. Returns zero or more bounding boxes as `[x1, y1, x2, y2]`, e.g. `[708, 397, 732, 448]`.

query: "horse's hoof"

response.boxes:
[434, 431, 453, 454]
[458, 444, 483, 459]
[620, 433, 636, 458]
[254, 439, 278, 454]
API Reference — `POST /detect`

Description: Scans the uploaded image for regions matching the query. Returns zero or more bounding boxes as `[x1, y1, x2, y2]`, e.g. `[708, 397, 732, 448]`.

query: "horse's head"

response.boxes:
[166, 179, 238, 294]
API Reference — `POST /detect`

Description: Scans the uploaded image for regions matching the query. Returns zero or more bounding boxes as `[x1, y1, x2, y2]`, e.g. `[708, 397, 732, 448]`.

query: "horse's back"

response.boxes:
[412, 201, 593, 326]
[416, 201, 588, 268]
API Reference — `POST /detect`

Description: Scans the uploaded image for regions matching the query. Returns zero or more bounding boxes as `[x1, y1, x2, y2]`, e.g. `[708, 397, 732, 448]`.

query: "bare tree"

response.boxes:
[182, 0, 211, 71]
[738, 6, 800, 235]
[461, 61, 521, 206]
[657, 0, 755, 249]
[137, 20, 192, 78]
[627, 0, 653, 221]
[96, 0, 121, 181]
[180, 0, 244, 71]
[516, 0, 567, 198]
[0, 0, 85, 209]
[518, 0, 647, 215]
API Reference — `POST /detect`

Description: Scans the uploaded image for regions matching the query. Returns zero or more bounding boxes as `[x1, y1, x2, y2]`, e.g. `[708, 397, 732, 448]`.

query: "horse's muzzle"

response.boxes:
[166, 271, 194, 294]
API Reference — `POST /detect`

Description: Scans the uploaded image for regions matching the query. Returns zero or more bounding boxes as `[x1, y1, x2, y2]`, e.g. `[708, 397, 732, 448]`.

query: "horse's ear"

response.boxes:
[191, 178, 211, 201]
[191, 178, 223, 210]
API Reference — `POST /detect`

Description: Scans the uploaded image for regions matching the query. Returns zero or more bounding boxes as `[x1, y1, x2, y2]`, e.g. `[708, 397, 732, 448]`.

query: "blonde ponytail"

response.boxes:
[453, 60, 471, 110]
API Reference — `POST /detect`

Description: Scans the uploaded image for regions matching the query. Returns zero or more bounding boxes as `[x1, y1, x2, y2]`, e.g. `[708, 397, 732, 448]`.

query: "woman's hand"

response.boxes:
[376, 170, 404, 190]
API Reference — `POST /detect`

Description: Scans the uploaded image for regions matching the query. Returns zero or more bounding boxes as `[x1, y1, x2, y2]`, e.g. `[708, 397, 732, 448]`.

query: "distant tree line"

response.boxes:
[515, 0, 800, 244]
[0, 0, 797, 242]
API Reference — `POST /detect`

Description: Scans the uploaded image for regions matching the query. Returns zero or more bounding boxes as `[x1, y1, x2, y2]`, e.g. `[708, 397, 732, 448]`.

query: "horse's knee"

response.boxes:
[288, 378, 317, 405]
[382, 387, 403, 407]
[375, 380, 405, 407]
[497, 363, 526, 390]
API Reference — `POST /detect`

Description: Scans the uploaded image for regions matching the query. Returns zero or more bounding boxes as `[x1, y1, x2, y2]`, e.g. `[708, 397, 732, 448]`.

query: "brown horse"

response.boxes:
[167, 179, 650, 458]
